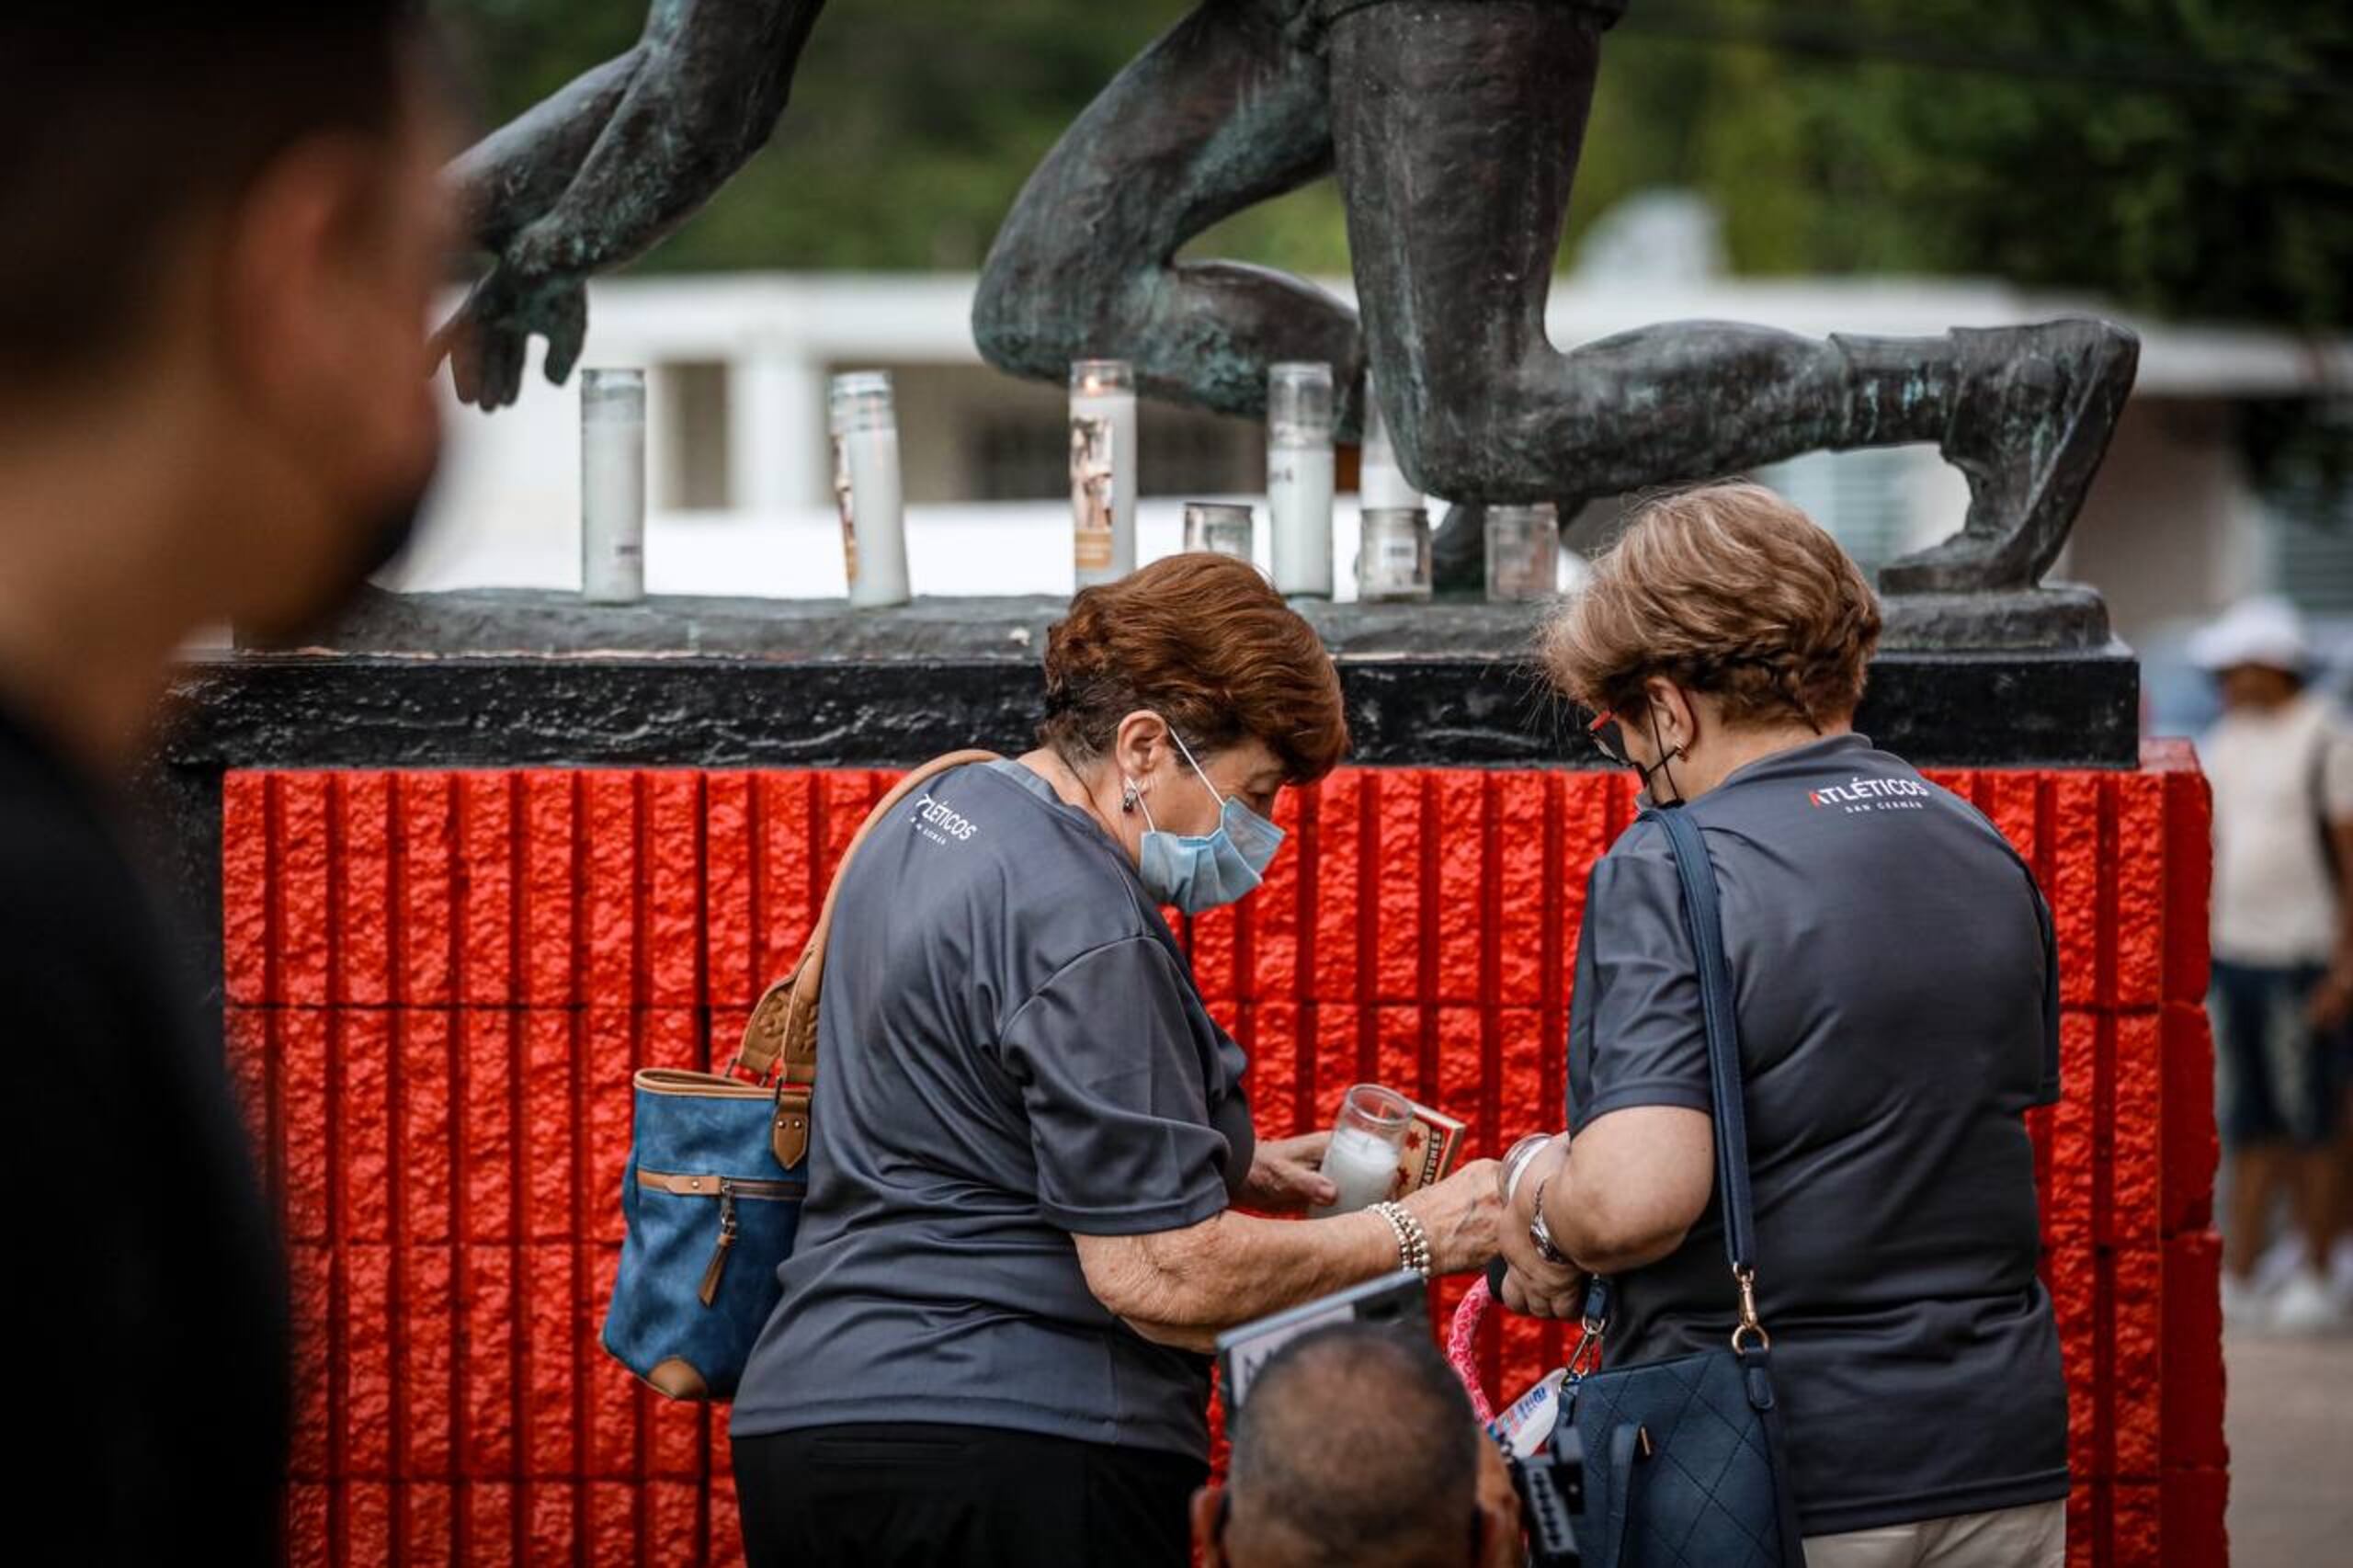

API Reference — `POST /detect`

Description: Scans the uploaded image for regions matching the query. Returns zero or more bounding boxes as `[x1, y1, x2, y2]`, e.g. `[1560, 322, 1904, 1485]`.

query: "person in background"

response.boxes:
[2192, 596, 2353, 1332]
[1194, 1322, 1522, 1568]
[1, 5, 451, 1558]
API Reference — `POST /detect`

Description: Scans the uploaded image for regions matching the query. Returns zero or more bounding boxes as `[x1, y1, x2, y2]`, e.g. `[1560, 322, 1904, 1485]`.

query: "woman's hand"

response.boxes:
[1243, 1131, 1338, 1212]
[1399, 1158, 1504, 1274]
[1494, 1134, 1587, 1319]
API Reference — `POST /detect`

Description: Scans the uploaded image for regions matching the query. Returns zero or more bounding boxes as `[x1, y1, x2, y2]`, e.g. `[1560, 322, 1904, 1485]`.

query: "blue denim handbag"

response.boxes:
[1563, 804, 1809, 1567]
[600, 752, 998, 1400]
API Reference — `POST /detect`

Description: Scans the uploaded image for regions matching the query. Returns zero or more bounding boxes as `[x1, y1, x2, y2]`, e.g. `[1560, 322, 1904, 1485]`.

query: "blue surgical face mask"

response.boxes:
[1131, 729, 1286, 914]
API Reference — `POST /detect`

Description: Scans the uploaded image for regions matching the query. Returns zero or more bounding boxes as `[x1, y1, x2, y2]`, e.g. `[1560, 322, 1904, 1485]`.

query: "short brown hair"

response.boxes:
[1041, 553, 1348, 782]
[0, 6, 427, 381]
[1543, 482, 1881, 727]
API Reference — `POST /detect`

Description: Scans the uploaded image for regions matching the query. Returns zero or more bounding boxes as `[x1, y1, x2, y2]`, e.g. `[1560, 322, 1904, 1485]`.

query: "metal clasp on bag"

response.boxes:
[1730, 1265, 1772, 1353]
[1563, 1312, 1607, 1382]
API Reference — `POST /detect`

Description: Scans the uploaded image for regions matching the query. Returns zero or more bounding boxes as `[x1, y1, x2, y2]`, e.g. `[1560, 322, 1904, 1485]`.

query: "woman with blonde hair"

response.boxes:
[1496, 483, 2069, 1566]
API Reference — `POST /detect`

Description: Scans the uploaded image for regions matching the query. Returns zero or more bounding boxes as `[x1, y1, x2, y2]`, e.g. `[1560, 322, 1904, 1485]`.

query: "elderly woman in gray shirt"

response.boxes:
[729, 553, 1502, 1568]
[1496, 483, 2069, 1568]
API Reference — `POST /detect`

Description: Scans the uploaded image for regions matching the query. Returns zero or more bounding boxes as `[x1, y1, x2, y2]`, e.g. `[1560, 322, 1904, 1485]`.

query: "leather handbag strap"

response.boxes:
[1649, 804, 1759, 1278]
[734, 751, 1001, 1164]
[1583, 805, 1764, 1334]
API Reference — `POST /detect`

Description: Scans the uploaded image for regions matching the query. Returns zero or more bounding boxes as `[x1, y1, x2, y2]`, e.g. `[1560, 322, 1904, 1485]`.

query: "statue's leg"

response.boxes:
[973, 0, 1365, 430]
[1326, 2, 2137, 594]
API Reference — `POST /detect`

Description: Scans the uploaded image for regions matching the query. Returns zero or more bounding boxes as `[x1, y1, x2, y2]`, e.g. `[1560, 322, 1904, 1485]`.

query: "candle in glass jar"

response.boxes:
[580, 368, 645, 605]
[1267, 362, 1336, 597]
[1182, 501, 1256, 561]
[1357, 506, 1433, 603]
[1069, 359, 1137, 586]
[1313, 1084, 1415, 1219]
[1484, 502, 1560, 603]
[1358, 370, 1423, 511]
[828, 370, 909, 608]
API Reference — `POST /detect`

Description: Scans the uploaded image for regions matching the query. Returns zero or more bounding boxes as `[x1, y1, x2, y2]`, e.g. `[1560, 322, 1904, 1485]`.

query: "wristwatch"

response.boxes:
[1529, 1177, 1570, 1266]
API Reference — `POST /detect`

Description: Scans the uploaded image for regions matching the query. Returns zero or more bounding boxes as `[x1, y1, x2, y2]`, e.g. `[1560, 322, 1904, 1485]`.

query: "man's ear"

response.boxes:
[1191, 1484, 1230, 1567]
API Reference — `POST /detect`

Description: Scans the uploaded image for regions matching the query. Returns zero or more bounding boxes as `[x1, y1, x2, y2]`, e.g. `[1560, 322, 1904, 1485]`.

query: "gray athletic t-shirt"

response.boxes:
[1568, 733, 2067, 1536]
[730, 760, 1255, 1459]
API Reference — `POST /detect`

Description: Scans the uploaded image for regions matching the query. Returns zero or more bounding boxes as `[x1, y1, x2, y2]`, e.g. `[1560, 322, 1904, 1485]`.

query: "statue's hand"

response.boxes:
[431, 253, 588, 412]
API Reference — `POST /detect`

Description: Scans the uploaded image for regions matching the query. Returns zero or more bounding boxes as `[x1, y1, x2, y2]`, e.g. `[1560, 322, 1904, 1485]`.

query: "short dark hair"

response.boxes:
[0, 5, 427, 381]
[1040, 552, 1349, 784]
[1226, 1322, 1483, 1567]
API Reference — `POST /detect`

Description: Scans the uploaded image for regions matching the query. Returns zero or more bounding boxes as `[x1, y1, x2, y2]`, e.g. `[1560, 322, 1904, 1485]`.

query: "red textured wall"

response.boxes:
[220, 743, 2222, 1566]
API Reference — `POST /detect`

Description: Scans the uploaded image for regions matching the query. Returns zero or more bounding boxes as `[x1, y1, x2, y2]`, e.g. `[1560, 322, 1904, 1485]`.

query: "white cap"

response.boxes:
[2189, 596, 2312, 674]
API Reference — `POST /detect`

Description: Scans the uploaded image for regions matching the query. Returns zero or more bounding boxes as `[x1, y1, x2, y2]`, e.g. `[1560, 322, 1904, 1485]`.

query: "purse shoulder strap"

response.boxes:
[1647, 804, 1759, 1280]
[735, 750, 1002, 1164]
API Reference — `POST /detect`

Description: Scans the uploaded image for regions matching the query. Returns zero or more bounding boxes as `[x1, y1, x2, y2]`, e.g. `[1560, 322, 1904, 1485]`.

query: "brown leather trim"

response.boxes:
[771, 1087, 813, 1168]
[634, 1067, 773, 1101]
[635, 1167, 804, 1199]
[644, 1357, 710, 1402]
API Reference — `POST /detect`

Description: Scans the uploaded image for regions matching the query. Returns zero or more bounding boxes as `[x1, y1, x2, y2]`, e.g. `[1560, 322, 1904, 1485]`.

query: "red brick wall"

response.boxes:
[220, 744, 2222, 1566]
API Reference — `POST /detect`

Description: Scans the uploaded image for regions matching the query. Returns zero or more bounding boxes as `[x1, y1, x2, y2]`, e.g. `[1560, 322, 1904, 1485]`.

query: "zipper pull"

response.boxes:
[698, 1185, 740, 1307]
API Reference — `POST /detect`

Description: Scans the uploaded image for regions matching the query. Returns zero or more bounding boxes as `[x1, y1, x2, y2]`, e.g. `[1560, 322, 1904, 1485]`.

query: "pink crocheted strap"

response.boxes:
[1446, 1276, 1495, 1424]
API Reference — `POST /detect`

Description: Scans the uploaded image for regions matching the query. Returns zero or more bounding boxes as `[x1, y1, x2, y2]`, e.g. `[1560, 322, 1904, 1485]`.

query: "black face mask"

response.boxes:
[237, 453, 438, 651]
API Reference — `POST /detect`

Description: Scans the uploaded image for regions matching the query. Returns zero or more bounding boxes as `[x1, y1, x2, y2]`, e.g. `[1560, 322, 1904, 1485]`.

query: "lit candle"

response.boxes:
[1313, 1084, 1415, 1219]
[1484, 503, 1561, 602]
[828, 370, 909, 609]
[580, 368, 645, 605]
[1358, 370, 1424, 512]
[1069, 359, 1137, 587]
[1267, 362, 1336, 597]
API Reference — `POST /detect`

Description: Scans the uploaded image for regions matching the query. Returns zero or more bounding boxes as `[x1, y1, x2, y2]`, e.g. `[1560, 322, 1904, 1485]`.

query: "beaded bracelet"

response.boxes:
[1371, 1199, 1433, 1278]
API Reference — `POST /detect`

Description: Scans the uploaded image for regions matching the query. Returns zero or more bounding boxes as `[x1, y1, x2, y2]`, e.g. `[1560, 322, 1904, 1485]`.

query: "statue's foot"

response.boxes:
[1879, 319, 2138, 596]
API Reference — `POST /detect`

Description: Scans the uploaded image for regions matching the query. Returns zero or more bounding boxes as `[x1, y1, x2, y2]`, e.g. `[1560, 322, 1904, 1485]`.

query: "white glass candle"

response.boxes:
[1357, 506, 1433, 603]
[1485, 503, 1561, 603]
[1267, 362, 1336, 597]
[580, 369, 646, 605]
[1358, 370, 1423, 511]
[1312, 1084, 1415, 1219]
[1069, 359, 1138, 587]
[828, 370, 909, 609]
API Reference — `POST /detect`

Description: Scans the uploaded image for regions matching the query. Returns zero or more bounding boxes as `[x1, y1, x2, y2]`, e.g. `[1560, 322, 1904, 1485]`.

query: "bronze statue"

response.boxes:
[438, 0, 2138, 610]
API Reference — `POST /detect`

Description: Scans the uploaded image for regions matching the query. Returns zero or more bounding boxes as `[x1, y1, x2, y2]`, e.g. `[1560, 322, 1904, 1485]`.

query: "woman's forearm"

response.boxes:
[1074, 1209, 1404, 1352]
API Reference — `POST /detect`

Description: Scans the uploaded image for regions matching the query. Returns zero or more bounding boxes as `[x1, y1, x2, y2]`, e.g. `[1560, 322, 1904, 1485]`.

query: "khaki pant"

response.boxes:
[1802, 1499, 2065, 1568]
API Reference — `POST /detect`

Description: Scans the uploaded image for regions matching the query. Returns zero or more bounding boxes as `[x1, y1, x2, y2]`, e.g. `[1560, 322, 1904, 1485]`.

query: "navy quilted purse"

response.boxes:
[1562, 804, 1809, 1567]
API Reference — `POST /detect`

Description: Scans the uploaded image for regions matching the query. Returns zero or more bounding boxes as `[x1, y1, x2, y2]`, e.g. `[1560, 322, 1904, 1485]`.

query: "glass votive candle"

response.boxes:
[1485, 503, 1561, 602]
[1182, 501, 1256, 561]
[1313, 1084, 1416, 1218]
[1357, 506, 1433, 602]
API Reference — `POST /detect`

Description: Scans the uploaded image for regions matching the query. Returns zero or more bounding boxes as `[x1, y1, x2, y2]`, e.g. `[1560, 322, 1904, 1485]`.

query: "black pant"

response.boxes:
[733, 1422, 1207, 1568]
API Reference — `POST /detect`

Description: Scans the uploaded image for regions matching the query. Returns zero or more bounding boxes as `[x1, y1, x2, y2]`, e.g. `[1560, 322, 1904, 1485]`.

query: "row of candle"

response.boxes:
[573, 360, 1563, 606]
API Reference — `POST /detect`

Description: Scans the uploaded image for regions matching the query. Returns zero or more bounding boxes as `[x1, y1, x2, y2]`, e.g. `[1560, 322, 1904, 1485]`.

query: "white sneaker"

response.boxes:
[2269, 1267, 2348, 1334]
[2221, 1271, 2274, 1330]
[2253, 1233, 2307, 1297]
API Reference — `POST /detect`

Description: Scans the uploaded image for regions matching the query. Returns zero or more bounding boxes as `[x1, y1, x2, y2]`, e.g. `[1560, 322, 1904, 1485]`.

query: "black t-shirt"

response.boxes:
[5, 706, 290, 1560]
[732, 760, 1255, 1460]
[1568, 734, 2066, 1535]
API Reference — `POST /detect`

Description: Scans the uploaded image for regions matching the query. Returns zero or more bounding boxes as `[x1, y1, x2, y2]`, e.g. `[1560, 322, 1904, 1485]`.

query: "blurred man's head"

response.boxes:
[0, 5, 451, 760]
[1197, 1324, 1518, 1568]
[2191, 597, 2312, 714]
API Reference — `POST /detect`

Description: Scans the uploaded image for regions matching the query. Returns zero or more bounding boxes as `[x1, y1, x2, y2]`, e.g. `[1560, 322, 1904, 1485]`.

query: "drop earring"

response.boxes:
[1120, 780, 1141, 813]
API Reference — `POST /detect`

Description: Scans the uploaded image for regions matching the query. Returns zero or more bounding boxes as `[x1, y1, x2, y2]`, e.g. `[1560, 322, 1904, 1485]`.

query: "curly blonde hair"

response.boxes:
[1542, 482, 1881, 728]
